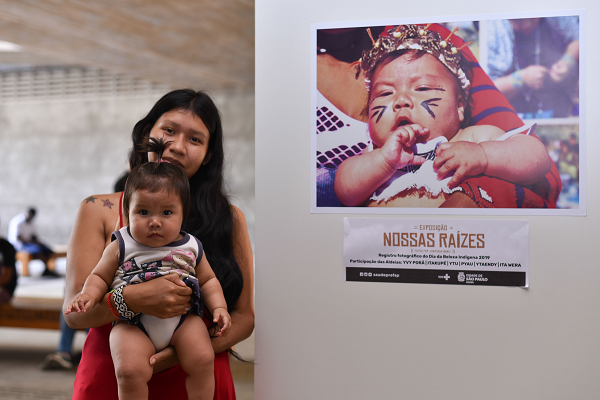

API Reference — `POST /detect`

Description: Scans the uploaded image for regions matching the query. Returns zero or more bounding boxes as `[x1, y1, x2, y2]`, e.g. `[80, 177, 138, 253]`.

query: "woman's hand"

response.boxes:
[123, 274, 192, 318]
[550, 41, 579, 83]
[149, 345, 180, 374]
[208, 206, 255, 354]
[520, 65, 548, 90]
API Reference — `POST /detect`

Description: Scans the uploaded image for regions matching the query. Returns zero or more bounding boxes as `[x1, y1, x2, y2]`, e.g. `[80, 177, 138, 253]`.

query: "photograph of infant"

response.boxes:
[312, 13, 583, 214]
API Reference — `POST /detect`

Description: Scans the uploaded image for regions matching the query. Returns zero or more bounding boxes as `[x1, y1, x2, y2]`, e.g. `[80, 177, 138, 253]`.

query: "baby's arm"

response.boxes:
[434, 125, 551, 188]
[335, 124, 429, 206]
[195, 255, 231, 337]
[479, 133, 551, 185]
[65, 241, 119, 314]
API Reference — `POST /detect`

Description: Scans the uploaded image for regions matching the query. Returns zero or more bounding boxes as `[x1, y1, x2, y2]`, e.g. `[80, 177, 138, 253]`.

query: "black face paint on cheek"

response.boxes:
[370, 105, 387, 123]
[420, 98, 442, 119]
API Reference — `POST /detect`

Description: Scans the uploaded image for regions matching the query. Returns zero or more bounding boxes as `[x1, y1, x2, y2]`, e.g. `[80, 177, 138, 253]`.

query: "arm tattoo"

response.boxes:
[102, 199, 114, 209]
[420, 98, 442, 119]
[370, 105, 387, 123]
[85, 196, 97, 204]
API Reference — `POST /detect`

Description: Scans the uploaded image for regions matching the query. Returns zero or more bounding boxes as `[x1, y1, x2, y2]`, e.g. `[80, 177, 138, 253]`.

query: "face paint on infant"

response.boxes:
[367, 51, 466, 149]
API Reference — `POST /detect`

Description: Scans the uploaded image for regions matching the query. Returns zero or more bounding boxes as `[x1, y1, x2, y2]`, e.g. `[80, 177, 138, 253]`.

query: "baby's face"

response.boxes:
[368, 52, 465, 148]
[128, 189, 183, 248]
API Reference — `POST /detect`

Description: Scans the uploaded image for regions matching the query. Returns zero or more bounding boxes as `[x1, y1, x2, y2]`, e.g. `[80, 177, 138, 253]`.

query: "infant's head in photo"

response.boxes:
[356, 24, 474, 147]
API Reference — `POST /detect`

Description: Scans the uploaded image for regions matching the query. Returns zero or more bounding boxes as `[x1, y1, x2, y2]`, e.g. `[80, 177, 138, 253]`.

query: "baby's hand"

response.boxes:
[65, 293, 96, 314]
[380, 124, 429, 170]
[434, 141, 488, 188]
[212, 307, 231, 338]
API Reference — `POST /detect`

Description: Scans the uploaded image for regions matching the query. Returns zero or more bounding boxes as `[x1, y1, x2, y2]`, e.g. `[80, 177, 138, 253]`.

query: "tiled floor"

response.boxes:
[0, 327, 254, 399]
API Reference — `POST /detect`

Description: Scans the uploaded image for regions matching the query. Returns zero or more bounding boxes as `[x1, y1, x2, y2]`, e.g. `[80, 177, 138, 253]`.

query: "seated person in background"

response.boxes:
[41, 173, 128, 371]
[0, 222, 17, 303]
[334, 24, 551, 207]
[485, 17, 579, 118]
[8, 207, 59, 277]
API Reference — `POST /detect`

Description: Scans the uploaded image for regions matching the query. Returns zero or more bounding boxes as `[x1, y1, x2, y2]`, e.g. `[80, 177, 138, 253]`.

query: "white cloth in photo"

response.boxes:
[370, 122, 537, 202]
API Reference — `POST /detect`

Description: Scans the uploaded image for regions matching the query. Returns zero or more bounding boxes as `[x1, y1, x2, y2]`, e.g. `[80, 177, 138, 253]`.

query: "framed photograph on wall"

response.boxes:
[311, 10, 585, 215]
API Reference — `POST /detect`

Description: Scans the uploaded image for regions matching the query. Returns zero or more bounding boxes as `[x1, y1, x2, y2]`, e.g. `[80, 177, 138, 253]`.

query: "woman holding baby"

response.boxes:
[64, 89, 254, 399]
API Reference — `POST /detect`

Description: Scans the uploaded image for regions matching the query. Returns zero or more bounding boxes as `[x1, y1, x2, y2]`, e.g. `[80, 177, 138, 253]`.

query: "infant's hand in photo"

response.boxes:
[434, 141, 488, 188]
[381, 124, 429, 170]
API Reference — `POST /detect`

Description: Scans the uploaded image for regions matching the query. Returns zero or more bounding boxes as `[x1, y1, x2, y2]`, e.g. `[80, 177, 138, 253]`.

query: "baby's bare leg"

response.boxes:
[110, 322, 155, 400]
[170, 314, 215, 400]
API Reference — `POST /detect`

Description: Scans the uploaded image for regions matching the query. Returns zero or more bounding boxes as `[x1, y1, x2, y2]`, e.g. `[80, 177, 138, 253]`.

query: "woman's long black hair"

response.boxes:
[128, 89, 243, 311]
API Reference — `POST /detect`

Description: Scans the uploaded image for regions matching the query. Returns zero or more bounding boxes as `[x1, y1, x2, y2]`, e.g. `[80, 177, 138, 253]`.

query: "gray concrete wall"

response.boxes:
[0, 90, 255, 248]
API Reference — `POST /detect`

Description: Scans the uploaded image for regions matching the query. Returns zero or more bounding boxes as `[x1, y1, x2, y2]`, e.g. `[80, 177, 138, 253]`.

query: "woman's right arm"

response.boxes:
[493, 65, 549, 100]
[63, 194, 121, 329]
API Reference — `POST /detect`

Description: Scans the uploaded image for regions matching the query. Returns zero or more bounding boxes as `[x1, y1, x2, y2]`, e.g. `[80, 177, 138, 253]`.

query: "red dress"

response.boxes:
[72, 193, 236, 399]
[73, 323, 236, 400]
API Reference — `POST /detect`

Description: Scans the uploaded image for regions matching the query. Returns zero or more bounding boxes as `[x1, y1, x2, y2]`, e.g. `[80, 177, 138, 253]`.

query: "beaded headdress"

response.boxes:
[356, 24, 473, 91]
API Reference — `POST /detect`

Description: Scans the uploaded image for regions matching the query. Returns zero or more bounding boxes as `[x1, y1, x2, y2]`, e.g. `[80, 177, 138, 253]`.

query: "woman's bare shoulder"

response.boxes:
[78, 192, 122, 215]
[75, 192, 122, 238]
[230, 204, 247, 224]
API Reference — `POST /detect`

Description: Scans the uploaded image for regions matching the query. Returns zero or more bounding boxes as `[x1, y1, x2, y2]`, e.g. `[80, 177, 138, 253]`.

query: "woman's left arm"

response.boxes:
[211, 206, 255, 354]
[150, 206, 254, 369]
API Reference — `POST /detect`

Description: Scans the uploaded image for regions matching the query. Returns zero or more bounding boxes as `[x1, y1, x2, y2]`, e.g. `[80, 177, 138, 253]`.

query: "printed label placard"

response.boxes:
[344, 218, 529, 287]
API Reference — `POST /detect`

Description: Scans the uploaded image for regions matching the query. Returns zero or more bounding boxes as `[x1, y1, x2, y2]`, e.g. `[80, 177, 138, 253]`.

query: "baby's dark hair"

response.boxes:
[123, 137, 191, 223]
[364, 49, 474, 128]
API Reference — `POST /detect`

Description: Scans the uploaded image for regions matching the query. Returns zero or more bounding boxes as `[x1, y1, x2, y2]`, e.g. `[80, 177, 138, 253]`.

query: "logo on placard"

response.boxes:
[457, 272, 465, 282]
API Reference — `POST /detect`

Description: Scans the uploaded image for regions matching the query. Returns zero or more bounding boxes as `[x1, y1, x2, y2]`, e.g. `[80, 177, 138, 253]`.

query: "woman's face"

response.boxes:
[147, 109, 211, 179]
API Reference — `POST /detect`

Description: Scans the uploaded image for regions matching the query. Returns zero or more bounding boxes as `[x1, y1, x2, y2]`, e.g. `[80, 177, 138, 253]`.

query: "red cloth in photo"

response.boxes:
[383, 24, 561, 208]
[440, 24, 561, 207]
[73, 317, 236, 400]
